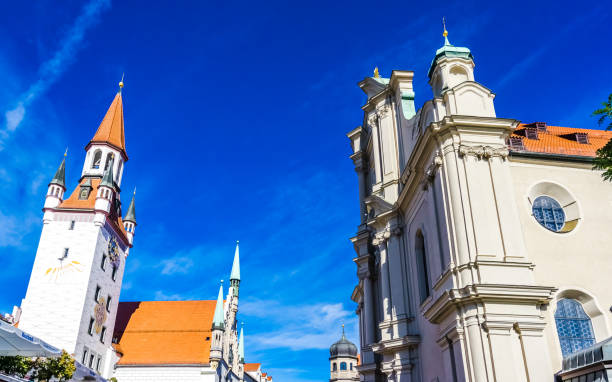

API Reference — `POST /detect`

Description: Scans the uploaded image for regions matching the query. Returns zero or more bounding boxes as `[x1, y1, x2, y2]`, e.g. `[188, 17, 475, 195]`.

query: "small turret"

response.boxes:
[44, 153, 67, 212]
[210, 281, 225, 370]
[123, 189, 137, 244]
[230, 241, 241, 297]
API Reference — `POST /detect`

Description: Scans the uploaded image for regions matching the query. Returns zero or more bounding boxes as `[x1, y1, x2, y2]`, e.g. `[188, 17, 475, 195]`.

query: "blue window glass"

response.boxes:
[554, 298, 595, 357]
[340, 362, 347, 370]
[532, 196, 565, 232]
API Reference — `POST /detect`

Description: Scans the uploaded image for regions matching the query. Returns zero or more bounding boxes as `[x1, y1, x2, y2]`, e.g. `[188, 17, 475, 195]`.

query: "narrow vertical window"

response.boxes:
[82, 348, 88, 364]
[89, 353, 95, 368]
[88, 318, 95, 335]
[112, 266, 118, 281]
[101, 255, 107, 271]
[555, 298, 595, 356]
[104, 153, 114, 171]
[69, 220, 75, 230]
[94, 286, 101, 301]
[96, 357, 102, 372]
[100, 327, 106, 344]
[61, 248, 69, 260]
[415, 231, 430, 302]
[106, 296, 112, 312]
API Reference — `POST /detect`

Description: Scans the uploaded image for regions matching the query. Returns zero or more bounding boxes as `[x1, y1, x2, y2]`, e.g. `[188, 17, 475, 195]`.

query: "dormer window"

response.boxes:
[508, 137, 525, 151]
[91, 150, 102, 169]
[525, 128, 538, 140]
[576, 133, 589, 144]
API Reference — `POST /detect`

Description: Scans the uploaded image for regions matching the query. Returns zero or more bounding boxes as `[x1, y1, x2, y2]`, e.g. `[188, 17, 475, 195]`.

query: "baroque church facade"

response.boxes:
[347, 27, 612, 381]
[13, 82, 271, 382]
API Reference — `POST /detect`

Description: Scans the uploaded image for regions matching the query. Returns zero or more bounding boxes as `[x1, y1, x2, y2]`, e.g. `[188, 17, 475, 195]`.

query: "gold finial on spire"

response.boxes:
[373, 67, 380, 78]
[133, 187, 136, 196]
[64, 147, 68, 157]
[118, 73, 124, 91]
[442, 17, 448, 37]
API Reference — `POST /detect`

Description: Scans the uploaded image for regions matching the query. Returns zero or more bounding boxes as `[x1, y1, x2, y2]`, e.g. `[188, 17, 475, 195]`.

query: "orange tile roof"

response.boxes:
[89, 92, 126, 156]
[244, 363, 261, 372]
[58, 177, 129, 245]
[510, 123, 612, 157]
[113, 300, 216, 366]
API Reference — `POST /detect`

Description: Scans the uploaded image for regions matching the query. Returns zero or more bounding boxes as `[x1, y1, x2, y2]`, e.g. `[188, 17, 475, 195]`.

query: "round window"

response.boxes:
[532, 196, 565, 232]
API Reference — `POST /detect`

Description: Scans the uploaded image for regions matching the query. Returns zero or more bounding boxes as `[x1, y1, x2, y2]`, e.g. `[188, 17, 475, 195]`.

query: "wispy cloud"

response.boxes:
[154, 290, 183, 301]
[240, 298, 358, 351]
[2, 0, 111, 135]
[159, 256, 194, 275]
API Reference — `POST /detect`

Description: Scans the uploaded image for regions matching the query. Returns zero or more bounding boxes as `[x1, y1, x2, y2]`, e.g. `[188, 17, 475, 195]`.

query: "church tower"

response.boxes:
[329, 325, 359, 382]
[18, 80, 135, 379]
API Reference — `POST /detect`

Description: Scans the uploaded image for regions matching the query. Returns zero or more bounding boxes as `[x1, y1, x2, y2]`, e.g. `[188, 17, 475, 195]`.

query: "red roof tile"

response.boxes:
[510, 123, 612, 157]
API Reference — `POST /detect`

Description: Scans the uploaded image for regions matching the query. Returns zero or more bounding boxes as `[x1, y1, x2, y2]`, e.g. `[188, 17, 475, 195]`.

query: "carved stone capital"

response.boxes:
[376, 104, 390, 119]
[458, 145, 509, 160]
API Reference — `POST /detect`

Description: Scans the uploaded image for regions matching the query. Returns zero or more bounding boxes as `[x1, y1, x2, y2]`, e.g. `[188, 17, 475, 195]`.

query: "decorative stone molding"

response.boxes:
[376, 104, 390, 119]
[458, 144, 509, 160]
[422, 152, 443, 190]
[367, 113, 378, 129]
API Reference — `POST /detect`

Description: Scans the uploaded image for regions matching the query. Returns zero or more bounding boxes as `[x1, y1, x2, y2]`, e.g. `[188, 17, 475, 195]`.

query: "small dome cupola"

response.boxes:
[428, 19, 475, 97]
[329, 325, 358, 358]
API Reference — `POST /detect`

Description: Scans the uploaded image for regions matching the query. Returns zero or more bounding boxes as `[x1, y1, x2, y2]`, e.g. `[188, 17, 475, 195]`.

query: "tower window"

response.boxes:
[88, 318, 95, 335]
[555, 298, 595, 356]
[340, 362, 347, 370]
[82, 348, 88, 364]
[106, 296, 112, 312]
[104, 153, 114, 171]
[100, 327, 106, 344]
[92, 150, 102, 169]
[101, 254, 107, 271]
[60, 248, 69, 260]
[112, 266, 118, 281]
[95, 356, 102, 372]
[69, 220, 75, 230]
[94, 286, 101, 302]
[79, 187, 90, 200]
[350, 363, 353, 370]
[332, 362, 337, 371]
[89, 353, 95, 368]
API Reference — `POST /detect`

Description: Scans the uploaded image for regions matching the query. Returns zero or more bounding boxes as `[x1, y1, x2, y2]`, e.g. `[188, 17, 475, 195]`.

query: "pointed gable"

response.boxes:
[89, 92, 127, 158]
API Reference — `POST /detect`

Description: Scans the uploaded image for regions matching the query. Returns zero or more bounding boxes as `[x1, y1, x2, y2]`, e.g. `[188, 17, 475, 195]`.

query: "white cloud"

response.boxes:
[240, 298, 358, 351]
[154, 290, 183, 301]
[159, 256, 194, 275]
[2, 0, 111, 134]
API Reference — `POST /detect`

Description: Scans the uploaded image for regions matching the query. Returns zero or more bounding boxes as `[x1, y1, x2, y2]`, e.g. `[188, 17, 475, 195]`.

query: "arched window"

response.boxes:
[332, 362, 337, 371]
[92, 150, 102, 169]
[340, 362, 347, 370]
[350, 363, 353, 370]
[415, 231, 430, 302]
[104, 153, 114, 171]
[555, 298, 595, 356]
[117, 161, 123, 181]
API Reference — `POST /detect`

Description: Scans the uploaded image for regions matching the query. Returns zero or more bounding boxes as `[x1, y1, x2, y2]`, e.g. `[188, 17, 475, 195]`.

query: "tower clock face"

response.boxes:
[108, 237, 120, 268]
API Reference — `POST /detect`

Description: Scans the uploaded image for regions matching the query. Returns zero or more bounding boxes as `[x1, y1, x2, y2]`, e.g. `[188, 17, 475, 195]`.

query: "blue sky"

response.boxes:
[0, 1, 610, 381]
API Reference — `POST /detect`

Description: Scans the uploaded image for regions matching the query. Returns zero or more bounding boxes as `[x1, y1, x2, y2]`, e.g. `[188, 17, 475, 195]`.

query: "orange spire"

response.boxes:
[89, 90, 126, 157]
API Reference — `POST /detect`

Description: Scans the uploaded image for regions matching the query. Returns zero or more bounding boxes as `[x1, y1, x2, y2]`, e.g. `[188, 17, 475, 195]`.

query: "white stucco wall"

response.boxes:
[509, 157, 612, 372]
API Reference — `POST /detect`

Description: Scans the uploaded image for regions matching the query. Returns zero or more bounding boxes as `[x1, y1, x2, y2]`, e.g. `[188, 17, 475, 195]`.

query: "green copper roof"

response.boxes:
[427, 36, 473, 79]
[50, 157, 66, 188]
[238, 325, 245, 363]
[124, 192, 136, 223]
[212, 283, 225, 330]
[230, 242, 240, 281]
[100, 158, 115, 188]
